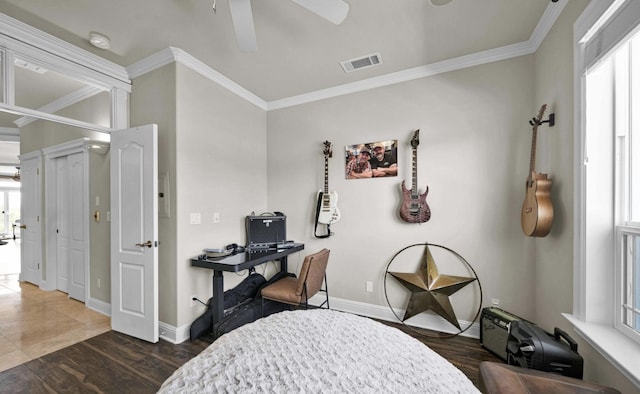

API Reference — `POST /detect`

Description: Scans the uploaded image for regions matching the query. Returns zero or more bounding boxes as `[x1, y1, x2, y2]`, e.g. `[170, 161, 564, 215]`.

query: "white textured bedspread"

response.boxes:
[159, 309, 480, 393]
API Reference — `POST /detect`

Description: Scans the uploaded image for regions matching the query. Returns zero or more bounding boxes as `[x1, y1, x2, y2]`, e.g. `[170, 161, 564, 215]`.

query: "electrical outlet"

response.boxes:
[213, 212, 220, 223]
[491, 298, 500, 307]
[191, 294, 198, 307]
[366, 281, 373, 293]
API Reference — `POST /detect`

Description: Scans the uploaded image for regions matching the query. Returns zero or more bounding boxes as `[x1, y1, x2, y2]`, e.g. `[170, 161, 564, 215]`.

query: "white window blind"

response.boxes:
[584, 0, 640, 70]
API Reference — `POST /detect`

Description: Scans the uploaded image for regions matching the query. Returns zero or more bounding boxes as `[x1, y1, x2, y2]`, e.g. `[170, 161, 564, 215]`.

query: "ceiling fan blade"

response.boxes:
[228, 0, 257, 52]
[290, 0, 349, 25]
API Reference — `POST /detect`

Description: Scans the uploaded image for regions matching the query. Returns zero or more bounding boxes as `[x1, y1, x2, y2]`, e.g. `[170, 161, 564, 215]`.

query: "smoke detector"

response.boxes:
[89, 32, 111, 50]
[340, 53, 382, 73]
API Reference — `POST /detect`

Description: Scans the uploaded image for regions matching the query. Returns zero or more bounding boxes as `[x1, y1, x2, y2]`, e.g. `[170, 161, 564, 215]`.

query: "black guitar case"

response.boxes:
[189, 272, 267, 341]
[212, 270, 295, 339]
[213, 299, 286, 338]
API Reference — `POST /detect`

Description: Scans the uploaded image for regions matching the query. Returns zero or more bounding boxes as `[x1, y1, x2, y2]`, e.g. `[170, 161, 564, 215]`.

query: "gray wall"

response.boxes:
[266, 56, 537, 319]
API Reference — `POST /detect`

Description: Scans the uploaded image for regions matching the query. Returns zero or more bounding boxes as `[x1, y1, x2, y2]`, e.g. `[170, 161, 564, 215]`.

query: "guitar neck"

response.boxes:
[412, 147, 418, 196]
[323, 156, 329, 194]
[529, 125, 538, 177]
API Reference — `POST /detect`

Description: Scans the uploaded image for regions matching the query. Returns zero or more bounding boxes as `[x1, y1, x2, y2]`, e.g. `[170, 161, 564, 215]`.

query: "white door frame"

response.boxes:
[42, 138, 90, 298]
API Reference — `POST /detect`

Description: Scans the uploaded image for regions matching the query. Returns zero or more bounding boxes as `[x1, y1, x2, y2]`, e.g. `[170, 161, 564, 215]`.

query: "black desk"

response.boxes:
[191, 243, 304, 325]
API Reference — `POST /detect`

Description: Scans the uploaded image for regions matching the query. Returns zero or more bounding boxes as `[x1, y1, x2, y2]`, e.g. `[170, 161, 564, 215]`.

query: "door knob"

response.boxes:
[20, 224, 27, 229]
[135, 240, 153, 248]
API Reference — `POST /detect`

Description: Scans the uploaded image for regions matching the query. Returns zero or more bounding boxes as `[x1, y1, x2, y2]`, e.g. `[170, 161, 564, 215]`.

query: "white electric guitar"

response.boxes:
[317, 141, 341, 225]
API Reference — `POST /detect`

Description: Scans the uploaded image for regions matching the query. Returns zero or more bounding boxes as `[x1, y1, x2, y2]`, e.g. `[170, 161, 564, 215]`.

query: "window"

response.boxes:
[570, 0, 640, 385]
[608, 32, 640, 343]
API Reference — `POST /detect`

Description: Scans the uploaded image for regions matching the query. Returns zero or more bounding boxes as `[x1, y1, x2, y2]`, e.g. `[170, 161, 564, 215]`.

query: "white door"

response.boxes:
[56, 156, 69, 292]
[20, 155, 42, 285]
[111, 125, 158, 343]
[68, 152, 86, 301]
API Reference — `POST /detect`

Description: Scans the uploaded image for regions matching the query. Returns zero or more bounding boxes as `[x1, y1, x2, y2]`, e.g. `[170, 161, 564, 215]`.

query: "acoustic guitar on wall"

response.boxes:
[400, 130, 431, 223]
[521, 104, 554, 237]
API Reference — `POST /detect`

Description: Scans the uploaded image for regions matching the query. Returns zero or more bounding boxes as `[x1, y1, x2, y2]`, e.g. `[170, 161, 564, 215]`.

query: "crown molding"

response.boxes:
[529, 0, 569, 51]
[268, 1, 565, 110]
[0, 12, 130, 89]
[127, 47, 267, 110]
[267, 40, 535, 110]
[14, 85, 105, 128]
[0, 127, 19, 142]
[0, 103, 112, 133]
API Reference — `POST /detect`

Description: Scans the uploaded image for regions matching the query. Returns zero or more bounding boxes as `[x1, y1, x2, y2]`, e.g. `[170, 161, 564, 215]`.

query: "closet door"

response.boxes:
[55, 156, 69, 292]
[20, 155, 42, 285]
[54, 152, 86, 300]
[67, 152, 85, 301]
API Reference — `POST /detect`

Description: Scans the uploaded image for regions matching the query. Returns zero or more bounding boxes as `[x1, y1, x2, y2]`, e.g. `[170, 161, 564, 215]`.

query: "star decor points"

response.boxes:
[389, 244, 476, 329]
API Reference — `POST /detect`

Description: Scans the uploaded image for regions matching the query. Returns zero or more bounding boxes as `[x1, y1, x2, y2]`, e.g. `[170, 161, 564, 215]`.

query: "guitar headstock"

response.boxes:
[323, 140, 333, 158]
[532, 104, 547, 126]
[410, 129, 420, 149]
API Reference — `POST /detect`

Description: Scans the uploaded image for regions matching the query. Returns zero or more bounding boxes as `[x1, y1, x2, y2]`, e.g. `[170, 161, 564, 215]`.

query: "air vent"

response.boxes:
[340, 53, 382, 73]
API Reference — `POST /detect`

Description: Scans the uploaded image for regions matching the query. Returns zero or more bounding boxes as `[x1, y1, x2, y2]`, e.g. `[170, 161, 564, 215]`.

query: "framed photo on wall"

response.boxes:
[345, 140, 398, 179]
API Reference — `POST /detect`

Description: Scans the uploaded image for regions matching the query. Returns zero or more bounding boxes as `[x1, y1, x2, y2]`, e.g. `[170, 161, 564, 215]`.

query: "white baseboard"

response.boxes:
[310, 295, 480, 339]
[160, 321, 191, 344]
[161, 295, 480, 345]
[86, 296, 111, 317]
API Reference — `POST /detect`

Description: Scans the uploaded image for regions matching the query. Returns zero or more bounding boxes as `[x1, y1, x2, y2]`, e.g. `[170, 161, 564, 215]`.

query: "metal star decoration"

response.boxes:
[389, 244, 476, 329]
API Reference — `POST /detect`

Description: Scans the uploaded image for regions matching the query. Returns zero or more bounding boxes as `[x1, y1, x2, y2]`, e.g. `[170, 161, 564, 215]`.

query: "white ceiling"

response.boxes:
[0, 0, 557, 105]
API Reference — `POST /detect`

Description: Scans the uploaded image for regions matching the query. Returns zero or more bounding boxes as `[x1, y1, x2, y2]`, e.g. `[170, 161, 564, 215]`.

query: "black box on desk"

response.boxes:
[246, 215, 287, 249]
[507, 321, 584, 379]
[480, 307, 525, 361]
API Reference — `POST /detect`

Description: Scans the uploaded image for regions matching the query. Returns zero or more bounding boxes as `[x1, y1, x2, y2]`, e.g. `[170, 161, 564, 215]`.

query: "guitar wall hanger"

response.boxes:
[528, 113, 555, 127]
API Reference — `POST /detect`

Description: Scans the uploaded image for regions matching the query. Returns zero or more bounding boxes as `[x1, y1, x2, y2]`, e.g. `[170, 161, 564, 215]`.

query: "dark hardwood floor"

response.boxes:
[0, 316, 502, 393]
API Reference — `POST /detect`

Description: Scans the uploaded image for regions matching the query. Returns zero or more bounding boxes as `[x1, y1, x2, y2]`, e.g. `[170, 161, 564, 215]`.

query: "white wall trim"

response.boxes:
[86, 296, 111, 317]
[14, 86, 106, 128]
[126, 47, 268, 111]
[0, 127, 19, 142]
[159, 320, 191, 345]
[0, 12, 130, 87]
[165, 296, 480, 345]
[267, 41, 535, 110]
[128, 1, 565, 113]
[41, 138, 89, 159]
[564, 314, 640, 388]
[0, 103, 112, 133]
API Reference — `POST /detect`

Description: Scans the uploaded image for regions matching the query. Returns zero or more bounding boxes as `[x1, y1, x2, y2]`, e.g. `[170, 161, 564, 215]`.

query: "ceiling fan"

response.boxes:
[0, 167, 20, 182]
[226, 0, 350, 52]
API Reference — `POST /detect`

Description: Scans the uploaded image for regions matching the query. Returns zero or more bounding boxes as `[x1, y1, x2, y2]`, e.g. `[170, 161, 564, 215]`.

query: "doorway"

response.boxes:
[0, 190, 20, 240]
[0, 189, 21, 276]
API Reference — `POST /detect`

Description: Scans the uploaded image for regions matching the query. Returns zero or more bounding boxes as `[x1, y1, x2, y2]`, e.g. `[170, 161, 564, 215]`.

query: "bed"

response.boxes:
[159, 309, 480, 393]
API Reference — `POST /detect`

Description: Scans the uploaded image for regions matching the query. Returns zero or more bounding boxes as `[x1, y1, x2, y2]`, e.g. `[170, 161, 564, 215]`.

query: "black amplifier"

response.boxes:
[480, 307, 526, 361]
[507, 321, 584, 379]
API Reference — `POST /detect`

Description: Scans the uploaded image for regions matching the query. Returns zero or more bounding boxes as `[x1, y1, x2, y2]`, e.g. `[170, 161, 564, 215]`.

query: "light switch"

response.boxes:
[190, 213, 201, 225]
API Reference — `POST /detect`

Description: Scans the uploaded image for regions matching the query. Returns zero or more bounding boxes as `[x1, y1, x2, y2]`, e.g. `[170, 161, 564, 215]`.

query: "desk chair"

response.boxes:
[261, 248, 330, 314]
